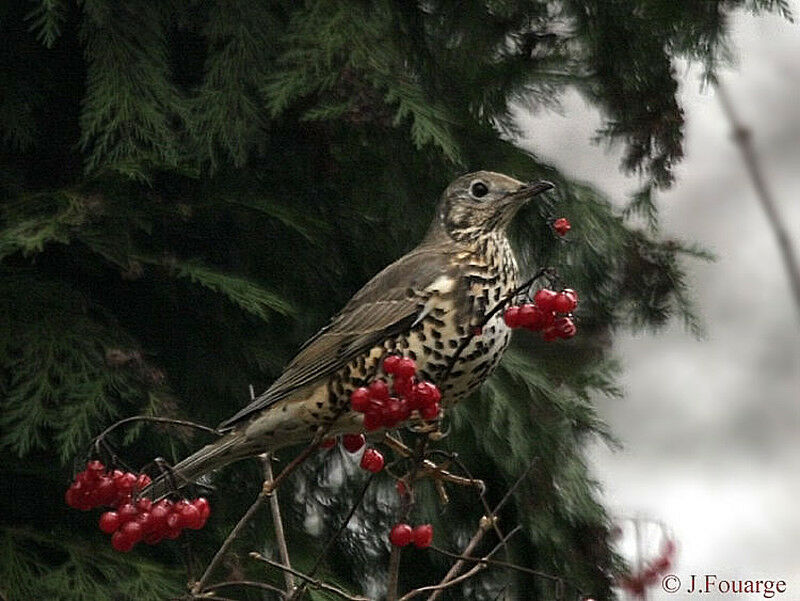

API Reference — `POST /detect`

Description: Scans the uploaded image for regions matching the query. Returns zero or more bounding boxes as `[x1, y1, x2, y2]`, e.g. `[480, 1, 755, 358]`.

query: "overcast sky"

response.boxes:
[518, 7, 800, 601]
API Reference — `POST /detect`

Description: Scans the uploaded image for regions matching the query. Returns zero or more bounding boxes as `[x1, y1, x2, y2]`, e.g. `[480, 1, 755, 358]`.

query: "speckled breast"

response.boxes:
[330, 232, 519, 409]
[406, 233, 518, 403]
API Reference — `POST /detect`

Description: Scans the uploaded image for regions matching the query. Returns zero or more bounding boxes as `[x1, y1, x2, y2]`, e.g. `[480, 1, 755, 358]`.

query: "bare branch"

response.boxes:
[288, 474, 377, 601]
[92, 415, 221, 454]
[203, 580, 286, 595]
[264, 453, 295, 596]
[383, 435, 484, 489]
[251, 552, 373, 601]
[715, 79, 800, 318]
[192, 437, 324, 595]
[423, 514, 496, 601]
[428, 544, 568, 583]
[401, 526, 522, 601]
[191, 488, 268, 595]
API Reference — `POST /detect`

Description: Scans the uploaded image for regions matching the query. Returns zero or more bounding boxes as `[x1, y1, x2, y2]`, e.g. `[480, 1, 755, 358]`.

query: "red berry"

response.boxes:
[114, 472, 137, 494]
[412, 524, 434, 548]
[382, 355, 401, 375]
[553, 217, 571, 235]
[95, 477, 116, 505]
[533, 289, 558, 312]
[135, 474, 151, 490]
[393, 376, 414, 398]
[111, 529, 135, 552]
[553, 316, 576, 339]
[87, 460, 105, 474]
[320, 437, 337, 449]
[383, 398, 409, 426]
[553, 290, 577, 313]
[117, 503, 139, 524]
[342, 433, 366, 453]
[420, 401, 439, 421]
[360, 448, 385, 473]
[166, 512, 182, 532]
[99, 511, 121, 534]
[394, 357, 417, 379]
[350, 387, 371, 412]
[65, 487, 78, 508]
[517, 304, 541, 329]
[363, 410, 382, 431]
[368, 379, 390, 401]
[541, 326, 559, 342]
[653, 555, 672, 572]
[120, 520, 143, 544]
[389, 523, 413, 547]
[413, 382, 441, 408]
[193, 497, 211, 521]
[135, 497, 153, 512]
[503, 306, 522, 328]
[180, 503, 203, 530]
[149, 502, 171, 531]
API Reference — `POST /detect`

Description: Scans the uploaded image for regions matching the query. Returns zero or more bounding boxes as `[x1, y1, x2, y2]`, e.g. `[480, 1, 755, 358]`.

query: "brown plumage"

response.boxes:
[143, 171, 553, 498]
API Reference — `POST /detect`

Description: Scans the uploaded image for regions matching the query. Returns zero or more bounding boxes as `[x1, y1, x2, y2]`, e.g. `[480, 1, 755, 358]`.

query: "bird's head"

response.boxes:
[433, 171, 553, 243]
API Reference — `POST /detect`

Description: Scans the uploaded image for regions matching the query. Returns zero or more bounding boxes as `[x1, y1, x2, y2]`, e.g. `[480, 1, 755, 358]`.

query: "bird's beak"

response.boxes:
[514, 180, 555, 200]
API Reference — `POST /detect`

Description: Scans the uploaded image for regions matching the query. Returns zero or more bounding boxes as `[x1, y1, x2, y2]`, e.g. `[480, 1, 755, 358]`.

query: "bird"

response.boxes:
[143, 171, 553, 498]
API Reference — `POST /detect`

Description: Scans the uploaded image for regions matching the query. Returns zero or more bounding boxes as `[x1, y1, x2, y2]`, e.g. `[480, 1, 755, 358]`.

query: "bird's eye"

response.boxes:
[470, 181, 489, 198]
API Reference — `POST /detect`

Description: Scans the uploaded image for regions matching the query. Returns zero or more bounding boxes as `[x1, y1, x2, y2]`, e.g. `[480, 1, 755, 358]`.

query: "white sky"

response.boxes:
[517, 7, 800, 601]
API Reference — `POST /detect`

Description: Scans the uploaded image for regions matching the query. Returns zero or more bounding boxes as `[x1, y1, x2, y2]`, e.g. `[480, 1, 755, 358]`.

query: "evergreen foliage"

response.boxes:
[0, 1, 787, 599]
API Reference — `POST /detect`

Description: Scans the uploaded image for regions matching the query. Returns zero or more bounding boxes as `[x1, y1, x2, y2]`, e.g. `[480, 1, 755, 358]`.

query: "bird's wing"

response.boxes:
[218, 244, 457, 430]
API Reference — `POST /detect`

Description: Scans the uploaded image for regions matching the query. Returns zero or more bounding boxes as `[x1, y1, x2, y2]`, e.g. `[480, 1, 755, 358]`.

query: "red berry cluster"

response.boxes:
[65, 460, 151, 510]
[553, 217, 571, 236]
[349, 356, 442, 430]
[619, 539, 676, 595]
[503, 288, 578, 342]
[65, 460, 210, 552]
[101, 497, 210, 552]
[389, 523, 433, 548]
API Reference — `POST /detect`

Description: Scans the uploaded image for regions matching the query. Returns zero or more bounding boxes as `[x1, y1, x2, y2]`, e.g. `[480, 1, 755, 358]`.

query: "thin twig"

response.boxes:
[250, 553, 372, 601]
[428, 544, 568, 583]
[425, 450, 506, 548]
[203, 580, 286, 595]
[493, 457, 538, 516]
[191, 490, 268, 595]
[386, 546, 403, 601]
[423, 456, 538, 601]
[401, 526, 522, 601]
[92, 415, 221, 454]
[192, 438, 324, 595]
[715, 79, 800, 318]
[288, 474, 377, 601]
[423, 514, 497, 601]
[386, 438, 428, 601]
[264, 454, 295, 596]
[383, 435, 484, 489]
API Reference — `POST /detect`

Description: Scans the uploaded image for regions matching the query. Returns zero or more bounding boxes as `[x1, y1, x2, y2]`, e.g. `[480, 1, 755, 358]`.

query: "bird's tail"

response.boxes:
[141, 431, 259, 500]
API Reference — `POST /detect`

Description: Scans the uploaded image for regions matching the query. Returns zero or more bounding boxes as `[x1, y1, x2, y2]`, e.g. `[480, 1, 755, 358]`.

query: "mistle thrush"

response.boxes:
[144, 171, 553, 498]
